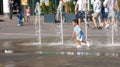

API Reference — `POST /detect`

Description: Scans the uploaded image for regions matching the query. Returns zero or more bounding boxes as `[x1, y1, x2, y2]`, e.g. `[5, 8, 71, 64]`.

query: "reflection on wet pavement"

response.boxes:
[0, 38, 120, 67]
[0, 54, 120, 67]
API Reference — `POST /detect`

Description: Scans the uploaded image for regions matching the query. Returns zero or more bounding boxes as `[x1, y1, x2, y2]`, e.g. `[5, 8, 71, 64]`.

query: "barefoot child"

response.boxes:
[72, 19, 89, 48]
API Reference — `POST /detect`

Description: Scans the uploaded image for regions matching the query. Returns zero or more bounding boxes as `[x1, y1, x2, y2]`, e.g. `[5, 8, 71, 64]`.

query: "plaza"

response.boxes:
[0, 0, 120, 67]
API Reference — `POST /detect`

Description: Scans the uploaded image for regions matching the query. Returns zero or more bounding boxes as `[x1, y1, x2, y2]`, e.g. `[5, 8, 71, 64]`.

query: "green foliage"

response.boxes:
[118, 1, 120, 10]
[41, 1, 54, 14]
[49, 1, 54, 13]
[69, 0, 74, 13]
[41, 2, 48, 14]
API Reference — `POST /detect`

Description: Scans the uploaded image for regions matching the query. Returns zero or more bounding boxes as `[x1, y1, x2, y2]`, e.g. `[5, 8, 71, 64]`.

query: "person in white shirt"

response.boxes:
[109, 0, 119, 30]
[75, 0, 90, 27]
[92, 0, 102, 29]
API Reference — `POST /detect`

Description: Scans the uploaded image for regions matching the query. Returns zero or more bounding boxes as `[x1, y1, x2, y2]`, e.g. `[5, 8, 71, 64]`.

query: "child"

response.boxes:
[72, 19, 89, 48]
[25, 6, 30, 24]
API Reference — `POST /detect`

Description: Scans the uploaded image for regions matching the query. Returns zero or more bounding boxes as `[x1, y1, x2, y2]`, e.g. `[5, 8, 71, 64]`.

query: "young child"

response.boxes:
[25, 6, 30, 24]
[72, 19, 89, 48]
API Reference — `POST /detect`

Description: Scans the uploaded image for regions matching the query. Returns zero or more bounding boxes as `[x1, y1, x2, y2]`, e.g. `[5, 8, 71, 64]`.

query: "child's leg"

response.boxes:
[82, 38, 87, 43]
[27, 16, 28, 23]
[77, 40, 81, 46]
[82, 38, 90, 47]
[28, 16, 30, 24]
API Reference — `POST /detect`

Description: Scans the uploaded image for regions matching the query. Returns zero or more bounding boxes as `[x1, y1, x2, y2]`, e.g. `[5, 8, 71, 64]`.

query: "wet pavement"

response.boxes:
[0, 16, 120, 67]
[0, 37, 120, 67]
[0, 53, 120, 67]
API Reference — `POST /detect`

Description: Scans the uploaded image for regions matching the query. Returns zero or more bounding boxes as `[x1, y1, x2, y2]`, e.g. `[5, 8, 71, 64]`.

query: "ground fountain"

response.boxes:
[3, 0, 120, 54]
[35, 2, 41, 45]
[107, 0, 119, 46]
[35, 0, 120, 47]
[1, 1, 120, 67]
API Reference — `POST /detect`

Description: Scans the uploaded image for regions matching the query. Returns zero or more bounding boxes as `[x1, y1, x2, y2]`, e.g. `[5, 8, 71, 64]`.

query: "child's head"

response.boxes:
[72, 19, 78, 27]
[27, 6, 30, 9]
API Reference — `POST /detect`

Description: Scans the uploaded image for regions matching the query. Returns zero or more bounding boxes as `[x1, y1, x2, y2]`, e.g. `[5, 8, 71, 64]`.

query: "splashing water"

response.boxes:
[107, 0, 119, 46]
[56, 0, 64, 44]
[35, 2, 41, 44]
[32, 0, 120, 48]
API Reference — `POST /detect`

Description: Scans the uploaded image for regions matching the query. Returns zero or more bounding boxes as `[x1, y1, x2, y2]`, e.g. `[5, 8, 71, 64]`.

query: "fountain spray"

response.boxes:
[35, 2, 41, 44]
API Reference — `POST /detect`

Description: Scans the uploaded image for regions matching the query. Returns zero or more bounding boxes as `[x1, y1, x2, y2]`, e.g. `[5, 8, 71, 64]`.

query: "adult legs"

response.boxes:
[10, 9, 13, 19]
[92, 13, 98, 27]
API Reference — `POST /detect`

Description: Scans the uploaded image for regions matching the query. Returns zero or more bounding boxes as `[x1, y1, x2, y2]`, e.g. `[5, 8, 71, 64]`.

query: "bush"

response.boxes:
[64, 1, 70, 13]
[118, 1, 120, 10]
[49, 1, 54, 13]
[69, 0, 74, 13]
[41, 2, 48, 14]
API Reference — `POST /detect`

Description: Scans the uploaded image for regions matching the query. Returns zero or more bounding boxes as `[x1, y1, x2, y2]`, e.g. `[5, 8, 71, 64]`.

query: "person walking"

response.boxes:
[16, 5, 23, 26]
[92, 0, 102, 29]
[107, 0, 119, 32]
[75, 0, 90, 27]
[9, 0, 14, 20]
[102, 0, 110, 29]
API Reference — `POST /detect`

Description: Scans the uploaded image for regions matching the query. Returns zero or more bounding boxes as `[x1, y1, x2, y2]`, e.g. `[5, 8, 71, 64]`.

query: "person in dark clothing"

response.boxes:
[16, 5, 23, 26]
[9, 0, 14, 20]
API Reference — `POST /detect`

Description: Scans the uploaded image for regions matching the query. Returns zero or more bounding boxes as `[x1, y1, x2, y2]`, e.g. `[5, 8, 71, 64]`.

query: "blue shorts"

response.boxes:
[77, 11, 85, 19]
[76, 31, 85, 41]
[102, 12, 108, 19]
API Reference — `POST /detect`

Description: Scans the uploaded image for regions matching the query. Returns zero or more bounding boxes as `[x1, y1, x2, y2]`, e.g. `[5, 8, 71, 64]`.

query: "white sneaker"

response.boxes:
[105, 24, 109, 29]
[86, 41, 90, 47]
[100, 23, 103, 27]
[17, 24, 21, 27]
[114, 24, 118, 27]
[76, 45, 82, 48]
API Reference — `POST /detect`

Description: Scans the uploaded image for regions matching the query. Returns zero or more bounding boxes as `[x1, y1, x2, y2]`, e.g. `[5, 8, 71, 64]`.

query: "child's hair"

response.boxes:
[72, 19, 78, 24]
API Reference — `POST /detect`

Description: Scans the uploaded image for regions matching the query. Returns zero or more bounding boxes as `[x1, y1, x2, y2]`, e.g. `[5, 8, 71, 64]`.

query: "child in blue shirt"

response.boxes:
[72, 19, 89, 48]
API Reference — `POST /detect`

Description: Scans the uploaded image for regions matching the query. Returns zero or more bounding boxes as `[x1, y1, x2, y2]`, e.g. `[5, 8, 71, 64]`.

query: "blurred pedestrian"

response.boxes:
[102, 0, 110, 29]
[109, 0, 119, 27]
[75, 0, 90, 27]
[92, 0, 102, 29]
[9, 0, 14, 20]
[16, 5, 23, 26]
[25, 6, 31, 24]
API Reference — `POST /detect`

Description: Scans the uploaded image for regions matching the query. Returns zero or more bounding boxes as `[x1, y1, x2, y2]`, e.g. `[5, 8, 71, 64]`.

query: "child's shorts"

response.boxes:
[76, 31, 85, 41]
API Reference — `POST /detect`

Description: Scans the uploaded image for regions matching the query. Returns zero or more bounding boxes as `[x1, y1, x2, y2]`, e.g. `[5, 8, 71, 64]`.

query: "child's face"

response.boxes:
[72, 21, 76, 27]
[28, 6, 30, 9]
